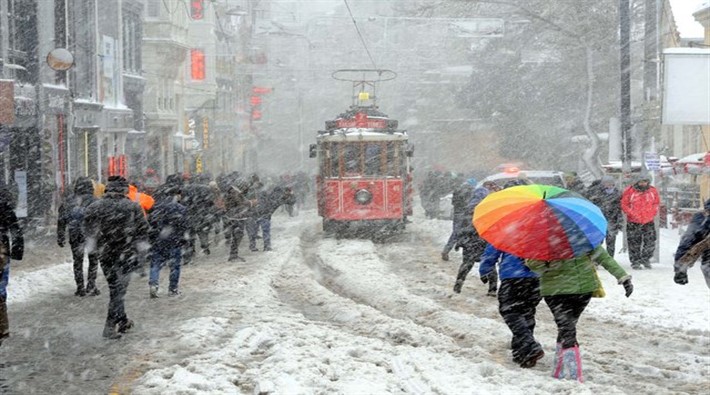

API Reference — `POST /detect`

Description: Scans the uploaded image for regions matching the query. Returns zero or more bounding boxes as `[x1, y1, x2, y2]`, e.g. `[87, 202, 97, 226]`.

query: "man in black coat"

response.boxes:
[57, 177, 99, 296]
[84, 176, 150, 339]
[674, 198, 710, 288]
[441, 178, 476, 261]
[181, 174, 216, 264]
[0, 183, 23, 346]
[250, 185, 296, 251]
[585, 176, 623, 257]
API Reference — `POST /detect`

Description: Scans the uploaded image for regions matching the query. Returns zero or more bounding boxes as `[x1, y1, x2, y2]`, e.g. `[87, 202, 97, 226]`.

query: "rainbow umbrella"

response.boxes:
[473, 184, 607, 260]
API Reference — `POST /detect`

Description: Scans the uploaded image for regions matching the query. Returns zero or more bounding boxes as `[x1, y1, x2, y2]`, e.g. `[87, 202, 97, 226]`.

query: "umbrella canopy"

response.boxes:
[473, 184, 607, 260]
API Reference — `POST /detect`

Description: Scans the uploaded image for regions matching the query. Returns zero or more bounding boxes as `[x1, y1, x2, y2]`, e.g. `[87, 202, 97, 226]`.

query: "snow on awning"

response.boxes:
[676, 152, 707, 164]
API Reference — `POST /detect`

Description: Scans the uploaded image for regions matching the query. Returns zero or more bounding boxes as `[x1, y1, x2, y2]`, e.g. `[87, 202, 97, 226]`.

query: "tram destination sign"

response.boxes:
[336, 112, 388, 129]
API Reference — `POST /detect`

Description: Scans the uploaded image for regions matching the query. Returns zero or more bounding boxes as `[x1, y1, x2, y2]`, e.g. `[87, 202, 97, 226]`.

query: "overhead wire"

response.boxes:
[342, 0, 378, 69]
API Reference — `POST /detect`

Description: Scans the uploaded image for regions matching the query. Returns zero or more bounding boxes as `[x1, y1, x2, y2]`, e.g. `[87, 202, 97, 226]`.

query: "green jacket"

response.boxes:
[526, 246, 631, 296]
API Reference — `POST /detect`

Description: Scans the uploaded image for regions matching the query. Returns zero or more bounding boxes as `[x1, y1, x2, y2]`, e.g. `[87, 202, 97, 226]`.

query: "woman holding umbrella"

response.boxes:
[473, 184, 633, 382]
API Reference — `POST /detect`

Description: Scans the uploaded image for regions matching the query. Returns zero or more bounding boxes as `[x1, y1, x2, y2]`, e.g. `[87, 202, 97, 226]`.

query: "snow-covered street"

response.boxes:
[1, 210, 708, 394]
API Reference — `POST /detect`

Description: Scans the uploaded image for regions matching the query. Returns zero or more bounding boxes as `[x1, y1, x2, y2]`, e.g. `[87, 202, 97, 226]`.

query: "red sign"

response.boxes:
[252, 86, 272, 95]
[252, 110, 262, 120]
[190, 0, 204, 20]
[191, 49, 206, 80]
[250, 96, 262, 106]
[108, 155, 127, 178]
[704, 152, 710, 167]
[335, 112, 387, 129]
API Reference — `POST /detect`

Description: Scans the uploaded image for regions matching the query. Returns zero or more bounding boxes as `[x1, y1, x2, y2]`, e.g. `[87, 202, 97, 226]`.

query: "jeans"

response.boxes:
[150, 246, 182, 292]
[443, 214, 463, 254]
[0, 257, 9, 336]
[248, 217, 272, 250]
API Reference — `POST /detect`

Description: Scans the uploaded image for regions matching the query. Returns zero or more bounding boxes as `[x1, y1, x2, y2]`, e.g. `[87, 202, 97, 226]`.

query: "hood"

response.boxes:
[106, 176, 129, 194]
[73, 177, 94, 195]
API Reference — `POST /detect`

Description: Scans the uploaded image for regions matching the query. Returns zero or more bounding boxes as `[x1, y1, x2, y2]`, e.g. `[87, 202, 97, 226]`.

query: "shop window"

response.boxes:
[191, 49, 206, 80]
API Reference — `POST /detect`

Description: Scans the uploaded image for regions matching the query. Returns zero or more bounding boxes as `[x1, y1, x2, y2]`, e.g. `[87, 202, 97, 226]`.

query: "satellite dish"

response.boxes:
[46, 48, 75, 71]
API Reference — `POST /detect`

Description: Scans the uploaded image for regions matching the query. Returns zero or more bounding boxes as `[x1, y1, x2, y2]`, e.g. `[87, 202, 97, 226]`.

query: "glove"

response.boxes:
[622, 279, 633, 297]
[480, 273, 489, 284]
[674, 271, 688, 285]
[57, 239, 65, 248]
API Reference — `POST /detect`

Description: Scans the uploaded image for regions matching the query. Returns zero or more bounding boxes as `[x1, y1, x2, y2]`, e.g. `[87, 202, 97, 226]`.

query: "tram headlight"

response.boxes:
[354, 189, 372, 205]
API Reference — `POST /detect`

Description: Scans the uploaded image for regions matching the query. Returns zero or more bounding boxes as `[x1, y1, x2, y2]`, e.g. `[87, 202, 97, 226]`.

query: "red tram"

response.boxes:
[310, 70, 413, 235]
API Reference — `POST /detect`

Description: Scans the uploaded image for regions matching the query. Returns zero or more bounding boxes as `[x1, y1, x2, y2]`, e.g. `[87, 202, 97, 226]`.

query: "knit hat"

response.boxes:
[106, 175, 129, 194]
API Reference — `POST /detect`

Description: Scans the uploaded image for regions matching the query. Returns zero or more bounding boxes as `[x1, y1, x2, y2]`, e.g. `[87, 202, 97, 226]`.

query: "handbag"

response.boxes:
[591, 264, 606, 298]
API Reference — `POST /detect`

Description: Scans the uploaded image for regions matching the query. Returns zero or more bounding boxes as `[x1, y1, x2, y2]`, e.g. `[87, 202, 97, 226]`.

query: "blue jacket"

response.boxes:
[479, 244, 538, 280]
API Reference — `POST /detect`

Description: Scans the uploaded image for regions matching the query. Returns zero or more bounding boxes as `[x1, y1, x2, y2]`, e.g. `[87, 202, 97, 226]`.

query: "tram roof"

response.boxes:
[317, 128, 408, 142]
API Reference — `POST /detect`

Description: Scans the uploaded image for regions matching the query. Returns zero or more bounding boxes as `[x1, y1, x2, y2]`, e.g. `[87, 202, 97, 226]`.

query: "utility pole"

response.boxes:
[620, 0, 632, 176]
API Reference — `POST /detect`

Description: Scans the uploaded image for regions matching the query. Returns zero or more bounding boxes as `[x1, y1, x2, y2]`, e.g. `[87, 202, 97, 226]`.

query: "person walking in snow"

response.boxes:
[182, 173, 217, 263]
[224, 177, 254, 262]
[441, 177, 476, 261]
[479, 244, 543, 368]
[84, 176, 150, 339]
[586, 176, 623, 257]
[453, 180, 501, 295]
[57, 177, 100, 296]
[0, 183, 23, 346]
[526, 246, 633, 382]
[673, 198, 710, 288]
[621, 174, 659, 269]
[148, 185, 188, 298]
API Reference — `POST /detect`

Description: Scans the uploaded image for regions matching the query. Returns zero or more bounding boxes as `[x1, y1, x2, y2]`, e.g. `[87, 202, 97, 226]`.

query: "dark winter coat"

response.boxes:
[148, 195, 188, 253]
[0, 187, 23, 261]
[255, 186, 296, 219]
[57, 178, 97, 245]
[224, 182, 253, 222]
[181, 182, 217, 230]
[83, 191, 150, 268]
[585, 181, 623, 231]
[451, 182, 476, 217]
[674, 209, 710, 269]
[457, 187, 490, 234]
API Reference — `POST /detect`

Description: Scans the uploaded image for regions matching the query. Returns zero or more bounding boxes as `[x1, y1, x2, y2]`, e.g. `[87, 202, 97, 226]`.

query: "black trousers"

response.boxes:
[498, 278, 542, 362]
[228, 220, 246, 260]
[101, 263, 131, 327]
[605, 229, 619, 257]
[544, 293, 592, 349]
[455, 235, 496, 292]
[626, 222, 656, 267]
[69, 233, 98, 290]
[184, 227, 210, 263]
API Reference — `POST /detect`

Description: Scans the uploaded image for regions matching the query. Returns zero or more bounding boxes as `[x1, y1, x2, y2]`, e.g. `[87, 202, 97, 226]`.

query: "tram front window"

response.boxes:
[343, 144, 360, 175]
[364, 143, 381, 176]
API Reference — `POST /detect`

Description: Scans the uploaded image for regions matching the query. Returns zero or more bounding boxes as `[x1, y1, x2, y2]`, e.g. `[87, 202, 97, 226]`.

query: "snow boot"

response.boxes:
[228, 255, 246, 263]
[117, 319, 134, 334]
[441, 252, 449, 261]
[102, 322, 121, 340]
[168, 289, 181, 297]
[150, 285, 159, 299]
[552, 345, 583, 383]
[520, 349, 545, 369]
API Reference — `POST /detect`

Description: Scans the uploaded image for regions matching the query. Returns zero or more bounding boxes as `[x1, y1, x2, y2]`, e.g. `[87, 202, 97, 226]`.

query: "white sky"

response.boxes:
[670, 0, 706, 38]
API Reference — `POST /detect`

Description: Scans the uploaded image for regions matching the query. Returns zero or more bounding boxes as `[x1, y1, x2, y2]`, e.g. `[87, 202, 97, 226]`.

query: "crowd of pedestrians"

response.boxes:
[0, 171, 305, 341]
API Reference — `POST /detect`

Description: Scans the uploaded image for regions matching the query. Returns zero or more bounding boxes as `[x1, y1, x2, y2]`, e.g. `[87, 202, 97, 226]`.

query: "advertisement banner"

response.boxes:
[0, 81, 15, 125]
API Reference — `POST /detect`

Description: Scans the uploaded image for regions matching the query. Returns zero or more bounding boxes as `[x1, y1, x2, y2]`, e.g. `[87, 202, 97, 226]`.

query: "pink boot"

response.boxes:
[552, 345, 583, 383]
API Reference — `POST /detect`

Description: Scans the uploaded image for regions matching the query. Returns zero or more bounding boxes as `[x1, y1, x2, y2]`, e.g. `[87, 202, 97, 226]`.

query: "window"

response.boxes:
[146, 0, 160, 17]
[191, 49, 206, 80]
[7, 0, 38, 83]
[122, 13, 141, 73]
[364, 143, 381, 176]
[343, 143, 361, 176]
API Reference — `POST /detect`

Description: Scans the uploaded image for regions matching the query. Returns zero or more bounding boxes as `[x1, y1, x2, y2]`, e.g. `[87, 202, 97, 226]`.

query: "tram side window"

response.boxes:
[327, 143, 339, 177]
[386, 142, 400, 177]
[364, 143, 381, 176]
[343, 143, 360, 175]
